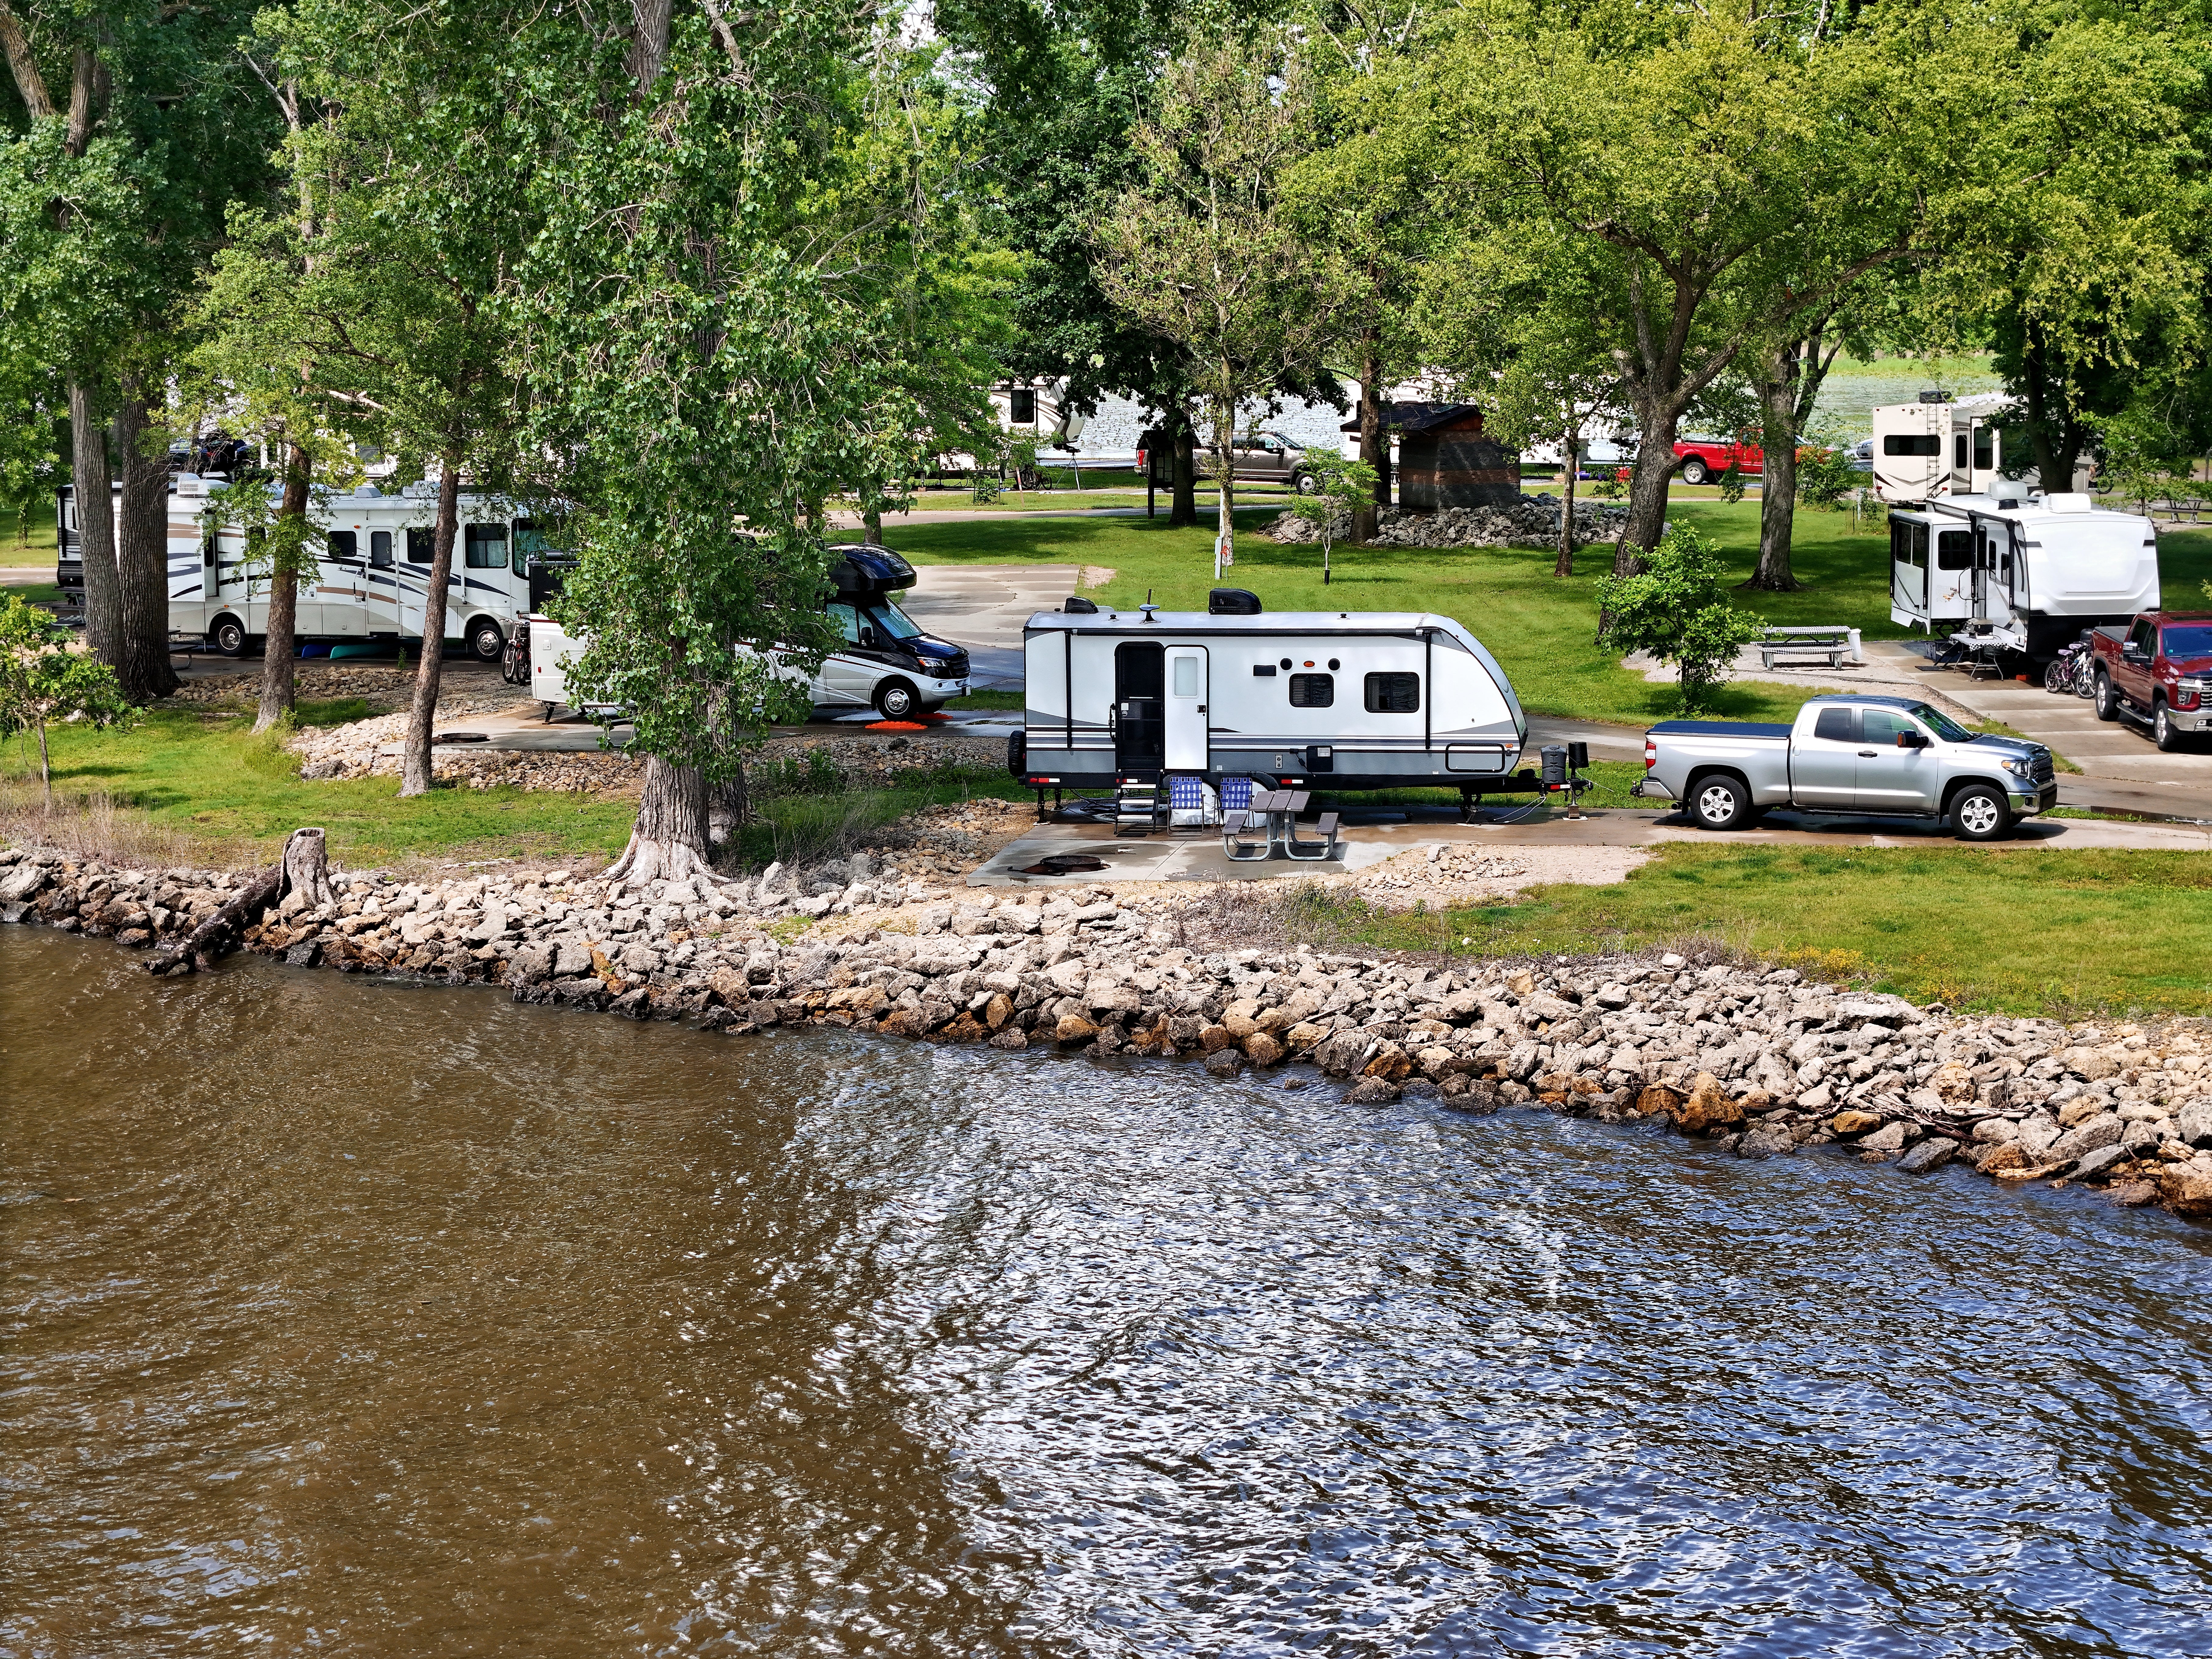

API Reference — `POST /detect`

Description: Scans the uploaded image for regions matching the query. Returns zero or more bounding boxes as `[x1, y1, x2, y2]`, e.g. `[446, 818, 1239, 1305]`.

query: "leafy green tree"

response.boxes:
[195, 0, 533, 786]
[935, 0, 1212, 525]
[0, 1, 280, 700]
[1279, 447, 1377, 584]
[1596, 523, 1761, 714]
[507, 1, 940, 881]
[1094, 33, 1347, 575]
[1413, 0, 1983, 570]
[0, 589, 130, 807]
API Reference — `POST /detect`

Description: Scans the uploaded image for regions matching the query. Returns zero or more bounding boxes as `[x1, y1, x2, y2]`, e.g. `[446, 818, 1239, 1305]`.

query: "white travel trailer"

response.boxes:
[1889, 490, 2159, 665]
[57, 474, 560, 660]
[1870, 392, 2004, 504]
[1012, 590, 1528, 796]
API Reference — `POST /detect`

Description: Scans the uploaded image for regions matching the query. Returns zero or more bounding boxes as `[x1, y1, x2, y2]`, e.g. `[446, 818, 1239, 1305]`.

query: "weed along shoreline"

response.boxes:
[6, 834, 2212, 1229]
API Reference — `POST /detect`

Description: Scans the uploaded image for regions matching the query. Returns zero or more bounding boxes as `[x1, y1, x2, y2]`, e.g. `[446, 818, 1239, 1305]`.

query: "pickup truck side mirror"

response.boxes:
[2123, 643, 2146, 660]
[1898, 730, 1929, 749]
[858, 627, 878, 648]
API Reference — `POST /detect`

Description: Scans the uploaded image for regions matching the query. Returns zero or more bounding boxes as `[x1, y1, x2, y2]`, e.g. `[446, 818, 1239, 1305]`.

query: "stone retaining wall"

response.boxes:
[5, 841, 2207, 1225]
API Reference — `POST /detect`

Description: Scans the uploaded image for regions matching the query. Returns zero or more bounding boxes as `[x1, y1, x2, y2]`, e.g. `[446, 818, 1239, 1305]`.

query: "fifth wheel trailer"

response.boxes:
[1013, 593, 1528, 793]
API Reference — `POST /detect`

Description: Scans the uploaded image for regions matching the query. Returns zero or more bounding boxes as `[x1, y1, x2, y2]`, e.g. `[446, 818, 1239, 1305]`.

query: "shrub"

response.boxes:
[1595, 523, 1762, 713]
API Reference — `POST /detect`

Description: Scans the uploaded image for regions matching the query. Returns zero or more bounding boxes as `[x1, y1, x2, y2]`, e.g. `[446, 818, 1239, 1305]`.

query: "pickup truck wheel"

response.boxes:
[2154, 700, 2186, 752]
[1680, 457, 1711, 486]
[1689, 772, 1753, 830]
[2093, 671, 2119, 721]
[1292, 470, 1320, 495]
[1950, 784, 2011, 841]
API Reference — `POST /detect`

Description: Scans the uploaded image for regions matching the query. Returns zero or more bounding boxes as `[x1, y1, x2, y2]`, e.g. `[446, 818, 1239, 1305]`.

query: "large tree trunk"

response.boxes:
[254, 442, 311, 733]
[1745, 346, 1806, 592]
[1554, 416, 1577, 578]
[69, 379, 119, 661]
[1618, 393, 1685, 574]
[112, 375, 180, 700]
[605, 753, 711, 885]
[708, 767, 749, 855]
[398, 462, 461, 796]
[1354, 334, 1385, 543]
[1168, 410, 1197, 528]
[2021, 328, 2082, 493]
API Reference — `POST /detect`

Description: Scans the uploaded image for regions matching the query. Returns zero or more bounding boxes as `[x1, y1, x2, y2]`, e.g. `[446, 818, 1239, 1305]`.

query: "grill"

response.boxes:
[2032, 751, 2055, 784]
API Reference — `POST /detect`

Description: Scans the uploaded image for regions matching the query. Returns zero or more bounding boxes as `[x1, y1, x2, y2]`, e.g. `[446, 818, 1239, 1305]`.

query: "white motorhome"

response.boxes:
[1012, 590, 1528, 795]
[56, 474, 560, 661]
[1871, 393, 2003, 504]
[1889, 490, 2158, 664]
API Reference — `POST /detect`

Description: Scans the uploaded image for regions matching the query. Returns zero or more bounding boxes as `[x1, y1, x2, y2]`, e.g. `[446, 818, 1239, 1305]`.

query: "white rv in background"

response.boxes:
[57, 473, 563, 660]
[1889, 490, 2159, 665]
[1870, 392, 2004, 504]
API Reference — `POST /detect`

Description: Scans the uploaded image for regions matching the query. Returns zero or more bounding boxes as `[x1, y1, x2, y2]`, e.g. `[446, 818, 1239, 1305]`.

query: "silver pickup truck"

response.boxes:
[1638, 694, 2058, 840]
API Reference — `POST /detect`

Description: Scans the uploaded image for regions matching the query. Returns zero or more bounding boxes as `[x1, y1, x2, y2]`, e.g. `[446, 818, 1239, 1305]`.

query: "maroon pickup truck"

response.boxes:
[2091, 611, 2212, 751]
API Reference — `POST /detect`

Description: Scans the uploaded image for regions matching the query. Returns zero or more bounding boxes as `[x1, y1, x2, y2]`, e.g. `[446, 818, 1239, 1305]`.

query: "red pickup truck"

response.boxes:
[2091, 611, 2212, 751]
[1673, 436, 1762, 485]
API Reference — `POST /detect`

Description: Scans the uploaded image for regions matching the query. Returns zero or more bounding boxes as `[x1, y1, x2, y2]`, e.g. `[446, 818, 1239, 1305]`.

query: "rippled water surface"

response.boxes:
[5, 928, 2208, 1656]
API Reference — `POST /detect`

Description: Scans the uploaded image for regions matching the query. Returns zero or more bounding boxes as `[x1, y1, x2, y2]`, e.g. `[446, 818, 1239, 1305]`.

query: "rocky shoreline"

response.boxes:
[1266, 494, 1632, 551]
[6, 839, 2209, 1226]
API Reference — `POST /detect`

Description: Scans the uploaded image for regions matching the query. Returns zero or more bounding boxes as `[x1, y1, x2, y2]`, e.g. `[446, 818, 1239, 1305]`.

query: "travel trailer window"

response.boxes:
[1008, 388, 1036, 424]
[1954, 434, 1968, 468]
[514, 519, 560, 574]
[1907, 522, 1928, 566]
[1936, 531, 1971, 569]
[1974, 428, 1993, 469]
[1883, 434, 1940, 457]
[407, 528, 434, 564]
[1289, 672, 1334, 708]
[464, 524, 508, 568]
[328, 531, 357, 562]
[370, 531, 393, 569]
[1173, 657, 1201, 697]
[1364, 672, 1420, 714]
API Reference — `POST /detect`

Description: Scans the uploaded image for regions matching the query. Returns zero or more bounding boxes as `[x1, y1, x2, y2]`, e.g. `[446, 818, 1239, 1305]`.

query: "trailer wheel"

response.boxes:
[209, 615, 247, 657]
[2093, 671, 2120, 721]
[1680, 457, 1712, 486]
[467, 617, 506, 662]
[1688, 771, 1753, 830]
[1950, 783, 2011, 841]
[874, 678, 919, 720]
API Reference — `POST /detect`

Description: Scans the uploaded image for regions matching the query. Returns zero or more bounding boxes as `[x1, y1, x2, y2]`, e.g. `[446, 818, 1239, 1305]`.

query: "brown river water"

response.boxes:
[5, 927, 2209, 1657]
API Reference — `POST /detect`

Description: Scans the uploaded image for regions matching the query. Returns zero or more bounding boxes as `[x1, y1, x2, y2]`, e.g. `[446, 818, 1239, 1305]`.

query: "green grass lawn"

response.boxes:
[882, 501, 2212, 728]
[4, 705, 1029, 873]
[2, 498, 55, 566]
[1290, 841, 2212, 1017]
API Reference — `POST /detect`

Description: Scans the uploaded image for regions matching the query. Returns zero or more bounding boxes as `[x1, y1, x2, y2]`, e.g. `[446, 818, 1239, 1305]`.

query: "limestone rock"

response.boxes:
[2156, 1163, 2212, 1219]
[1345, 1075, 1399, 1105]
[1241, 1032, 1285, 1067]
[1671, 1073, 1741, 1136]
[1204, 1046, 1244, 1078]
[2176, 1098, 2212, 1148]
[1054, 1012, 1098, 1045]
[1831, 1109, 1883, 1137]
[1858, 1121, 1908, 1158]
[1896, 1138, 1957, 1175]
[2049, 1113, 2122, 1166]
[2072, 1144, 2130, 1182]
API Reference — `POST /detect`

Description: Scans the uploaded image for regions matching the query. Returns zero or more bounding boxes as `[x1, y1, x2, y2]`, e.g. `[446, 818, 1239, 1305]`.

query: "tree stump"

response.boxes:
[145, 826, 330, 976]
[280, 826, 336, 909]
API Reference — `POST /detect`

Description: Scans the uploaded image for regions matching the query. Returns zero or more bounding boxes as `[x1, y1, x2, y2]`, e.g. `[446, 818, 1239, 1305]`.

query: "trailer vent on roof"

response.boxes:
[1208, 587, 1261, 615]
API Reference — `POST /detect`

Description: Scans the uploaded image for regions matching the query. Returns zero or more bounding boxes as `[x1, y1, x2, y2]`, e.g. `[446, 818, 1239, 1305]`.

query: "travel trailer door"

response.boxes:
[1112, 642, 1166, 776]
[1164, 646, 1208, 771]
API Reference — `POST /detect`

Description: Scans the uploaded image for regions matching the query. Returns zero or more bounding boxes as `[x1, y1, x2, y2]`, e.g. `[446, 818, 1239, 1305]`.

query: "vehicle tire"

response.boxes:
[1688, 771, 1754, 830]
[874, 678, 920, 721]
[2093, 671, 2120, 721]
[2154, 700, 2186, 752]
[468, 617, 506, 663]
[208, 615, 247, 657]
[1293, 470, 1320, 496]
[1950, 782, 2011, 841]
[1681, 457, 1711, 486]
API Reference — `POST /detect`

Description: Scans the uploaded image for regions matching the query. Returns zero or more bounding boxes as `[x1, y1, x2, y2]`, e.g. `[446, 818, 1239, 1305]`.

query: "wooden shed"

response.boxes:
[1344, 401, 1521, 509]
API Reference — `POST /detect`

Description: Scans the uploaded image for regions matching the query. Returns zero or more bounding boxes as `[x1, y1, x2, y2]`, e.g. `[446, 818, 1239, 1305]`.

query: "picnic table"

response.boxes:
[1223, 789, 1339, 862]
[1755, 625, 1863, 670]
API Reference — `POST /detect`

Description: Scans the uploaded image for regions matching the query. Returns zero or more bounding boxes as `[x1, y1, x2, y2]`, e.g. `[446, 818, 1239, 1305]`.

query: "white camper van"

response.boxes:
[56, 474, 561, 660]
[1871, 393, 2002, 504]
[1889, 490, 2158, 665]
[1012, 589, 1527, 795]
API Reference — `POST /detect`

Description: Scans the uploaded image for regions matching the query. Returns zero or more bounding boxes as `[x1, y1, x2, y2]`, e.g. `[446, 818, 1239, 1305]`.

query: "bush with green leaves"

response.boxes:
[0, 593, 134, 809]
[1595, 524, 1763, 713]
[1278, 448, 1379, 583]
[1795, 443, 1858, 511]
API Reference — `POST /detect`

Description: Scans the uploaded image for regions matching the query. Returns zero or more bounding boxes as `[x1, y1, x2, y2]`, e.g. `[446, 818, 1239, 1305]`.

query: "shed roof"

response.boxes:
[1339, 401, 1486, 435]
